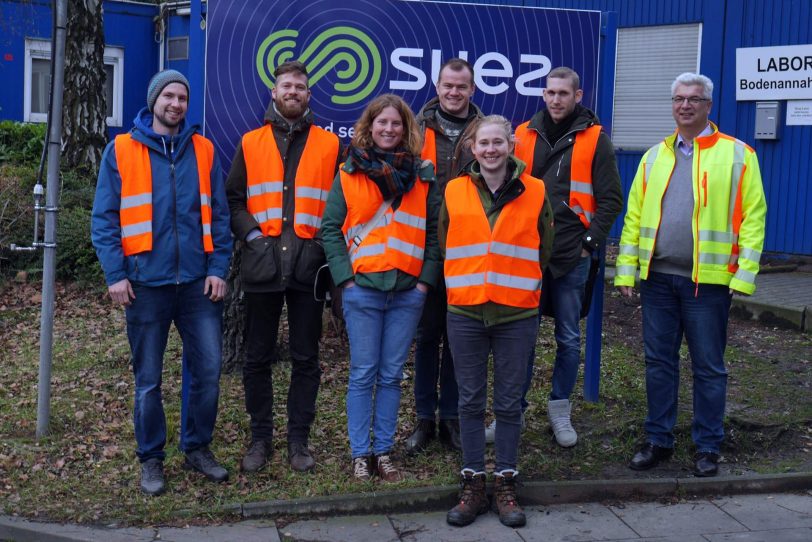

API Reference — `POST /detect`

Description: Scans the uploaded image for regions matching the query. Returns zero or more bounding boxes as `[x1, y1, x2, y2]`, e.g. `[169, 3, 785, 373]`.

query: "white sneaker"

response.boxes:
[548, 399, 577, 447]
[485, 419, 496, 444]
[484, 413, 525, 445]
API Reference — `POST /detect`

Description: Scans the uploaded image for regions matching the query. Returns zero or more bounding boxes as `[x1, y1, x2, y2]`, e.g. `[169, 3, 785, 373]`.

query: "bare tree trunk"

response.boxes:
[222, 243, 245, 374]
[62, 0, 107, 172]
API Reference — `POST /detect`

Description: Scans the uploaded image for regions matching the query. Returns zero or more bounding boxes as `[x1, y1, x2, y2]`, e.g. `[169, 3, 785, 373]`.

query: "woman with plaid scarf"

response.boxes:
[321, 94, 442, 483]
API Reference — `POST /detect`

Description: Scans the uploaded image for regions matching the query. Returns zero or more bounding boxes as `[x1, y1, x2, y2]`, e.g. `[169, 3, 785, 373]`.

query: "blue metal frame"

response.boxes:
[583, 10, 618, 403]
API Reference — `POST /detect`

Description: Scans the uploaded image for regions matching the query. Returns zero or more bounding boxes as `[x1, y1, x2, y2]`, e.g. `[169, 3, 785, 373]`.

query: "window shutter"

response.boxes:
[612, 24, 702, 150]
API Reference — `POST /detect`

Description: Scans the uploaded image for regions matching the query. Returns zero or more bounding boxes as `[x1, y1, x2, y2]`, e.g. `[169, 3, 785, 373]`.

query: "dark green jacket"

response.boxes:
[439, 157, 555, 327]
[320, 158, 442, 292]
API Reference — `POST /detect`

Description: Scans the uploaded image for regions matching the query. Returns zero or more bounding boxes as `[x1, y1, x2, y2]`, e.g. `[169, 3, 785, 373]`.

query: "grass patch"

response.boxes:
[0, 281, 809, 525]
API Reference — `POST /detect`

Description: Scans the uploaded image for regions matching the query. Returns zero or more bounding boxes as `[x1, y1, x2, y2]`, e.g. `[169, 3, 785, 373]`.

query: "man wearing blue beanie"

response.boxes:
[92, 69, 233, 495]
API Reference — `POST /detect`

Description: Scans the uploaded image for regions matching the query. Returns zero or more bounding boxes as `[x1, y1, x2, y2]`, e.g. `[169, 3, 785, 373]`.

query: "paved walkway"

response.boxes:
[2, 491, 811, 541]
[730, 271, 812, 331]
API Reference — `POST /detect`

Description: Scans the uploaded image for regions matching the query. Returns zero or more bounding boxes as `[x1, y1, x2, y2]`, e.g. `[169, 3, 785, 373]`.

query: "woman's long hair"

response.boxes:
[351, 94, 423, 155]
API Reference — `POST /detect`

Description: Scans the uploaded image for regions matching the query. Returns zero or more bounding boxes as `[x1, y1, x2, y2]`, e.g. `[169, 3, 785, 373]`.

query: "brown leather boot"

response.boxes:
[446, 470, 488, 526]
[492, 470, 525, 527]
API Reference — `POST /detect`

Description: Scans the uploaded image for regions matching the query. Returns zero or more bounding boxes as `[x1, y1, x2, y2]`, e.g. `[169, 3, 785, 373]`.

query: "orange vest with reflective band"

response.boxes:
[421, 127, 437, 168]
[242, 124, 339, 238]
[514, 122, 601, 228]
[444, 173, 545, 308]
[114, 133, 214, 256]
[339, 169, 429, 277]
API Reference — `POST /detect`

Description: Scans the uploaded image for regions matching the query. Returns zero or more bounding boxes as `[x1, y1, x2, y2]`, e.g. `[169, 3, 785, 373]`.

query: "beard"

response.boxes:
[275, 96, 308, 120]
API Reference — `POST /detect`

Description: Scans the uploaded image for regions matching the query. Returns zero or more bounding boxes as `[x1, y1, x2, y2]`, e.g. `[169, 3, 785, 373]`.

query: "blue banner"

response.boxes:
[205, 0, 602, 170]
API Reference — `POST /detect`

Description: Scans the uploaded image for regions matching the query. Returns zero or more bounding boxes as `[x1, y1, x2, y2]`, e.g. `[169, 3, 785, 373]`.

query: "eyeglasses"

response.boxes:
[671, 96, 710, 105]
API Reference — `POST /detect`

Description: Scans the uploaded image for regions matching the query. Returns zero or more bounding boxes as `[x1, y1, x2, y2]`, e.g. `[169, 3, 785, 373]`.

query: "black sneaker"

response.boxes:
[140, 458, 166, 496]
[184, 447, 229, 482]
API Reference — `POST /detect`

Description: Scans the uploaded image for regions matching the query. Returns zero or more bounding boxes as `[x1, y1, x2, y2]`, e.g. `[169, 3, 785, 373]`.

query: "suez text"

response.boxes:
[388, 49, 552, 96]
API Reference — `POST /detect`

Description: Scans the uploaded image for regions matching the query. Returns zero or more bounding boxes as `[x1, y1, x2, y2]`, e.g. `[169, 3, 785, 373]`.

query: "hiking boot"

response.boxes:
[439, 419, 462, 451]
[183, 447, 229, 482]
[375, 454, 403, 482]
[241, 440, 271, 472]
[140, 458, 165, 496]
[405, 419, 436, 455]
[446, 469, 488, 526]
[352, 456, 372, 481]
[493, 470, 526, 527]
[548, 399, 577, 447]
[288, 442, 316, 472]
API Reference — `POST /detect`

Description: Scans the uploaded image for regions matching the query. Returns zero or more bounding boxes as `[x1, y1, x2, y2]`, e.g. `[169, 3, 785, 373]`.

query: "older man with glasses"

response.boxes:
[615, 72, 767, 477]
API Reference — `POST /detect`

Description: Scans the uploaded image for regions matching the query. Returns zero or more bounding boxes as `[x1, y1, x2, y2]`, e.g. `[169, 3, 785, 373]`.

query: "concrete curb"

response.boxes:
[226, 471, 812, 518]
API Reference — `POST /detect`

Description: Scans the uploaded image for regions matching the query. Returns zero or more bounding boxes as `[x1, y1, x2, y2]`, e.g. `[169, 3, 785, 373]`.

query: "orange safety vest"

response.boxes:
[242, 124, 339, 238]
[421, 126, 437, 168]
[114, 133, 214, 256]
[444, 173, 545, 308]
[514, 122, 601, 228]
[340, 169, 429, 277]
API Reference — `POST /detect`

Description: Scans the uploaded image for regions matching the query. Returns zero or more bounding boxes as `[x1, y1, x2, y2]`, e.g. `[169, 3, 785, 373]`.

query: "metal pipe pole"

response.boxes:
[37, 0, 68, 438]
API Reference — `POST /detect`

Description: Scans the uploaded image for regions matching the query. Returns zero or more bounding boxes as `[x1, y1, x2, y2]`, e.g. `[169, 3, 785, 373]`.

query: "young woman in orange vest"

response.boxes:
[320, 94, 441, 483]
[442, 116, 553, 528]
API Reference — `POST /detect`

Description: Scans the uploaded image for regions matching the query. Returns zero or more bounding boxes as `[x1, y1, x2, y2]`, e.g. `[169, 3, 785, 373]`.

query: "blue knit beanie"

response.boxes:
[146, 69, 190, 112]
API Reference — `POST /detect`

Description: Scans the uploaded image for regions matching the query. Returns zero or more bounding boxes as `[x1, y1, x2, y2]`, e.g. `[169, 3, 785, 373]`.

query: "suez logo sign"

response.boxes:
[256, 27, 552, 105]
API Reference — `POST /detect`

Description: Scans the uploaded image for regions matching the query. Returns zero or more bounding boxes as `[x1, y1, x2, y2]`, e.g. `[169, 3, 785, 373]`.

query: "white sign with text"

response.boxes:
[736, 44, 812, 100]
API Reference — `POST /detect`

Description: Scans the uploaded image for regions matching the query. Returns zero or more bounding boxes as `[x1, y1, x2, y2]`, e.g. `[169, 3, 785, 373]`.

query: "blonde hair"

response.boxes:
[351, 94, 423, 155]
[460, 114, 514, 151]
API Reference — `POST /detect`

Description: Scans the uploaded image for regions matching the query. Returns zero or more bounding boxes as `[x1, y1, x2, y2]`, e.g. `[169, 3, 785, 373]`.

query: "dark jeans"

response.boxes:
[413, 288, 458, 420]
[242, 289, 323, 444]
[448, 312, 538, 472]
[640, 272, 732, 453]
[522, 255, 591, 408]
[125, 278, 223, 462]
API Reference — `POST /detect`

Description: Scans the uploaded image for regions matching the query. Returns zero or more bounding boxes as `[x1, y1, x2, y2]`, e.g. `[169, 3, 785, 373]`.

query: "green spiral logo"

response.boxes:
[256, 26, 382, 105]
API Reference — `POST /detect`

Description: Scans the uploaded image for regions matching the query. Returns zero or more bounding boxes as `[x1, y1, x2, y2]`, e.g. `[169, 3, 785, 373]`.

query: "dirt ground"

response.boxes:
[597, 287, 812, 478]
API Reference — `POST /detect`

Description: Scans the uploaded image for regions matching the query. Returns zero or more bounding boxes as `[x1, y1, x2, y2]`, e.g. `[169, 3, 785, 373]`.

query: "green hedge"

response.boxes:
[0, 122, 103, 285]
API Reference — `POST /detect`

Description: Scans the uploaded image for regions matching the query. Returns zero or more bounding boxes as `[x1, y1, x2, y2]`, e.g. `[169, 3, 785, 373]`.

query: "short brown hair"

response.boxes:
[274, 60, 309, 82]
[351, 94, 423, 155]
[547, 66, 580, 91]
[438, 58, 474, 86]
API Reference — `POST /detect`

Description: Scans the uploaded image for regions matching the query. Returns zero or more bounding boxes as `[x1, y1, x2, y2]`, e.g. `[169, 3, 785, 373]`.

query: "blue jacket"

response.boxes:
[91, 108, 232, 287]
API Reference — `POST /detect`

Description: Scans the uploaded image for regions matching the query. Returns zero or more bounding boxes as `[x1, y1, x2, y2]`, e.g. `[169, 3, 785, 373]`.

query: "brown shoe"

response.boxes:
[446, 470, 488, 526]
[241, 440, 272, 472]
[374, 454, 403, 482]
[493, 470, 526, 527]
[352, 456, 372, 481]
[288, 442, 316, 472]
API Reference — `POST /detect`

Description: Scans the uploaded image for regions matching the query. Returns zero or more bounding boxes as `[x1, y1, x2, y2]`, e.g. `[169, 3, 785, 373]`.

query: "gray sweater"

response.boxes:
[651, 149, 694, 277]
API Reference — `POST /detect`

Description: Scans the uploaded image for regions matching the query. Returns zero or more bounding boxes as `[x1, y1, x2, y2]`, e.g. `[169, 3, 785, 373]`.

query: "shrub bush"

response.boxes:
[0, 121, 47, 166]
[0, 165, 103, 284]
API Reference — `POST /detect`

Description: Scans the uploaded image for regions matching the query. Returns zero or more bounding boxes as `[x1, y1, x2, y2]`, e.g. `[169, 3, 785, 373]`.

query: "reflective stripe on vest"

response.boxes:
[514, 121, 601, 227]
[114, 133, 214, 256]
[340, 169, 429, 277]
[242, 124, 339, 238]
[444, 172, 545, 308]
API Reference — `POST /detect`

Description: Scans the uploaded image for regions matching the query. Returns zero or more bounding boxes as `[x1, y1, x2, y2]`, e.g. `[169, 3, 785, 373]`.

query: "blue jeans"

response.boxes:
[413, 288, 458, 420]
[342, 285, 426, 458]
[125, 278, 224, 462]
[640, 272, 732, 454]
[448, 313, 538, 472]
[521, 255, 591, 407]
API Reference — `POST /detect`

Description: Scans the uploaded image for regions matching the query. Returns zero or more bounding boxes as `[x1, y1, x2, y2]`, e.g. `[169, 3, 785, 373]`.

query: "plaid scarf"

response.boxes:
[347, 145, 418, 200]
